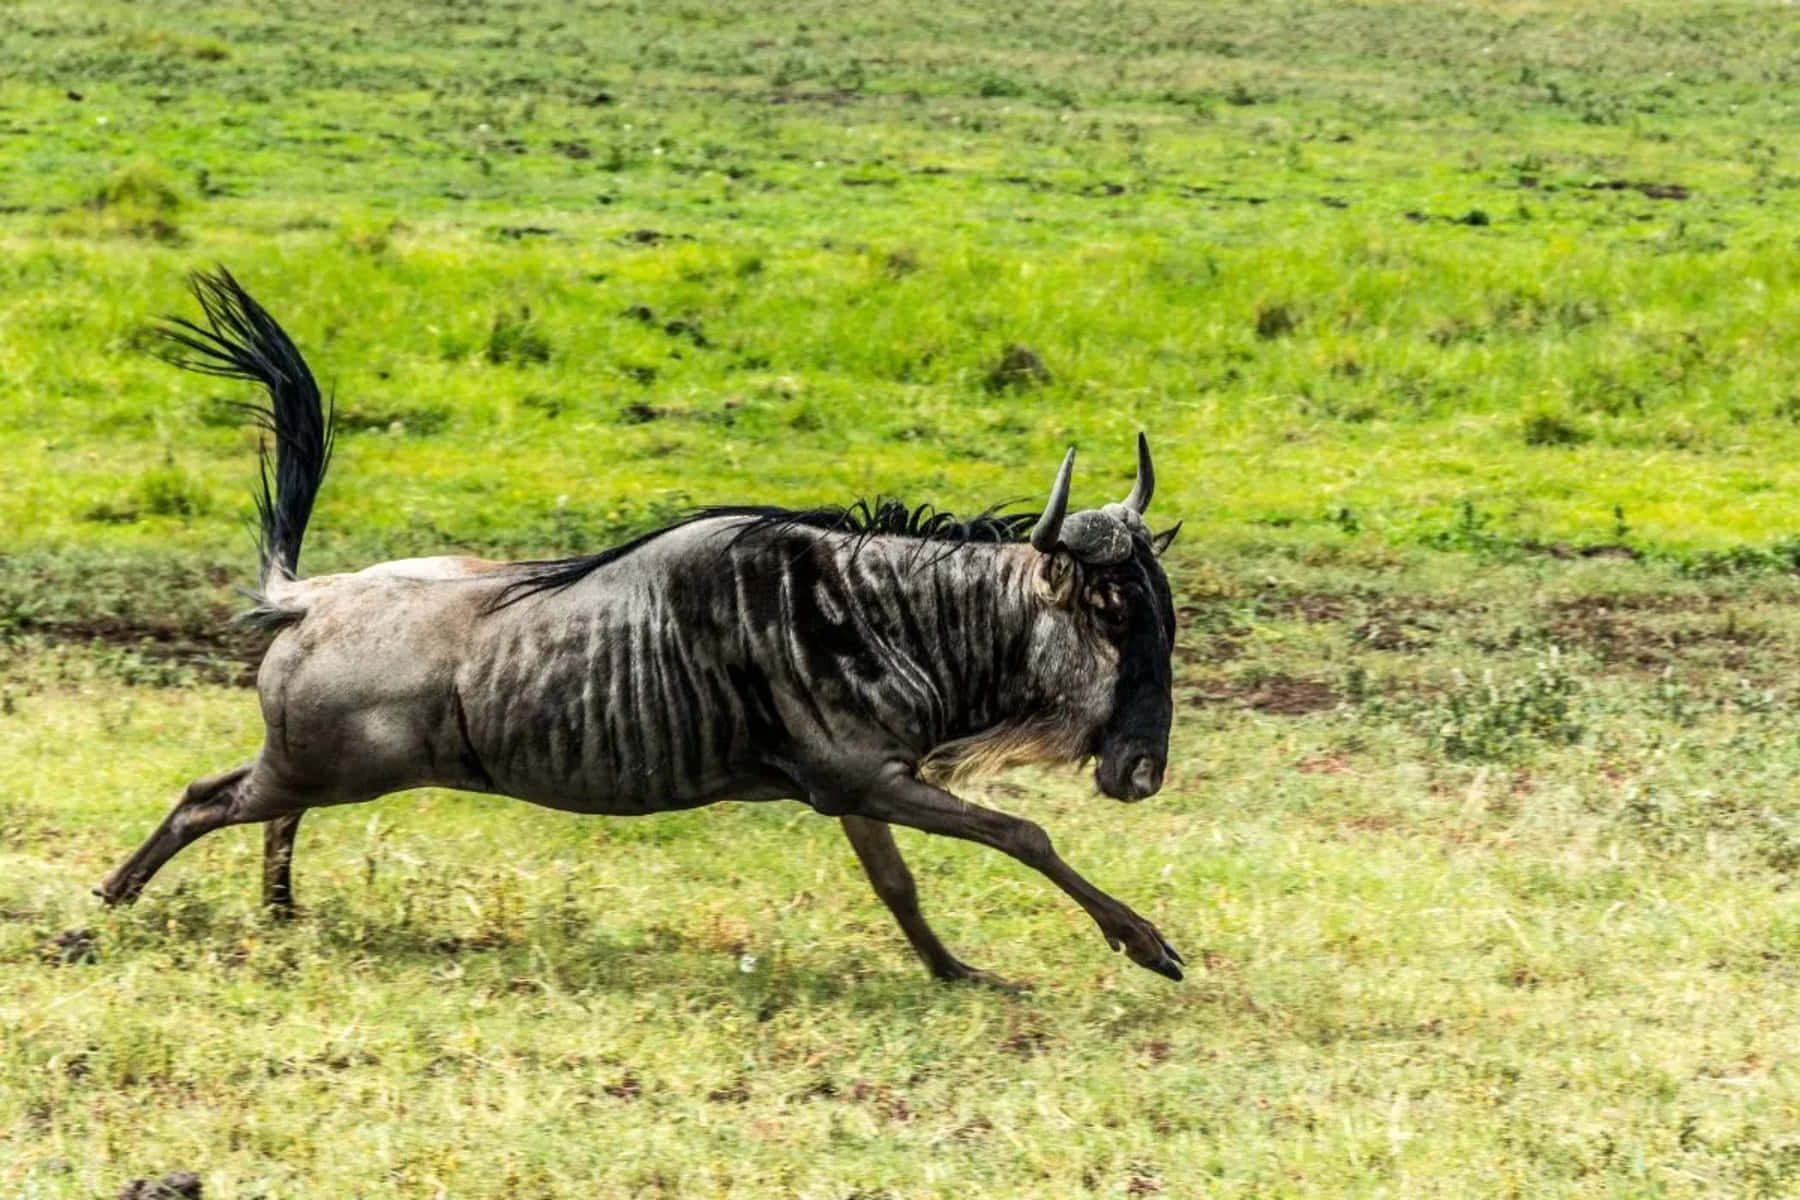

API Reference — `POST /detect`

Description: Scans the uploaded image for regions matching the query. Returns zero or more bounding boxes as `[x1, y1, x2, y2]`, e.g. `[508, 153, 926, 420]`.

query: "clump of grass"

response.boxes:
[1255, 302, 1299, 339]
[881, 246, 921, 279]
[119, 27, 230, 61]
[134, 464, 212, 519]
[95, 161, 182, 212]
[86, 160, 186, 242]
[1522, 408, 1589, 446]
[342, 217, 401, 256]
[84, 464, 214, 524]
[973, 72, 1025, 99]
[1429, 652, 1585, 761]
[984, 344, 1051, 392]
[486, 306, 552, 365]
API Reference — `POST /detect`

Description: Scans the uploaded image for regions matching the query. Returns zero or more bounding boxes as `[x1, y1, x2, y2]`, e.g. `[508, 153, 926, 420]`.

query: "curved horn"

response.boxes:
[1031, 447, 1076, 552]
[1122, 432, 1154, 514]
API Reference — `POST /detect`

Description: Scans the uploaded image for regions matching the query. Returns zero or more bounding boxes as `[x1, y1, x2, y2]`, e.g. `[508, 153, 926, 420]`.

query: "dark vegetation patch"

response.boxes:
[334, 402, 451, 437]
[118, 1173, 202, 1200]
[13, 619, 266, 686]
[1522, 408, 1589, 447]
[39, 928, 97, 966]
[1583, 179, 1690, 201]
[984, 344, 1052, 392]
[618, 304, 712, 347]
[1528, 599, 1773, 671]
[490, 224, 559, 240]
[0, 555, 266, 685]
[617, 228, 693, 246]
[1254, 302, 1298, 339]
[1351, 610, 1440, 652]
[486, 306, 552, 365]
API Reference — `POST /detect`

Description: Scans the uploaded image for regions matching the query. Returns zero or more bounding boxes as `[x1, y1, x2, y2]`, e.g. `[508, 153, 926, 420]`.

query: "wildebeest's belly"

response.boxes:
[452, 614, 778, 814]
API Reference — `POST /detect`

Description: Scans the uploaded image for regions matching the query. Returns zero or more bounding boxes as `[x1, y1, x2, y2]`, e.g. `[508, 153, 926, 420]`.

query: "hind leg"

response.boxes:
[262, 812, 304, 915]
[97, 762, 309, 906]
[840, 815, 1021, 991]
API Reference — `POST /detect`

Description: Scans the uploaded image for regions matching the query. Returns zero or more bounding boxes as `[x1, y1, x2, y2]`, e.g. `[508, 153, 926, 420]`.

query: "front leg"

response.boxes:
[845, 765, 1183, 981]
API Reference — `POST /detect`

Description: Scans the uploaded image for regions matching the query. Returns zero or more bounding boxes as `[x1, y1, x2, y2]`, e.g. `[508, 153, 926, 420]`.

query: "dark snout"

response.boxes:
[1095, 742, 1165, 802]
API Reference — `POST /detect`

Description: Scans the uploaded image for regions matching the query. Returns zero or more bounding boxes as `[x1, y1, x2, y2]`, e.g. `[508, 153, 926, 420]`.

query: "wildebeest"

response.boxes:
[98, 270, 1185, 983]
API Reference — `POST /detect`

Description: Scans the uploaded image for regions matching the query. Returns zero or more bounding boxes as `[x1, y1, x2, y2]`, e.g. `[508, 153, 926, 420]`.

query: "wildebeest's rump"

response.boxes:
[98, 269, 1185, 984]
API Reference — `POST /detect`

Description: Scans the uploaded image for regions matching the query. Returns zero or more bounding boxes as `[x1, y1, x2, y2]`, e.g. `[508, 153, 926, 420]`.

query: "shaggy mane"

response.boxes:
[486, 497, 1036, 610]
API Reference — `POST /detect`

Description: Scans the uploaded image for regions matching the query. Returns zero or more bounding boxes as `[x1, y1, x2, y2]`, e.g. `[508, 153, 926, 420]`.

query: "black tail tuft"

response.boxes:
[155, 267, 334, 593]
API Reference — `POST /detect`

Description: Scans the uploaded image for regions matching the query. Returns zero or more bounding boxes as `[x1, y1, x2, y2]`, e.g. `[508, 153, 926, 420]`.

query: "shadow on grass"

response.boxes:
[93, 889, 1008, 1017]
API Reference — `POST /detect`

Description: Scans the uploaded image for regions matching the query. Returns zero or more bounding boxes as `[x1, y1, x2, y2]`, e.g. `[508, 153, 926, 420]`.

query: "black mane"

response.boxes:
[696, 498, 1035, 545]
[486, 498, 1036, 610]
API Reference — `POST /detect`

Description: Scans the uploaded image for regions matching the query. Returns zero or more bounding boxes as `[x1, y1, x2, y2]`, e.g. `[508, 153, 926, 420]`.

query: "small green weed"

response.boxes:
[485, 306, 552, 365]
[1429, 651, 1585, 761]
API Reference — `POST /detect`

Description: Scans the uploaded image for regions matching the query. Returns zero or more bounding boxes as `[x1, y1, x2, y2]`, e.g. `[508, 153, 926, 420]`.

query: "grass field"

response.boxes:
[4, 1, 1800, 1195]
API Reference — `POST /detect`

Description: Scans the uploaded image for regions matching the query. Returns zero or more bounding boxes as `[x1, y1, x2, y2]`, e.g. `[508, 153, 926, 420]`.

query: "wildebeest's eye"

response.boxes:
[1086, 584, 1129, 632]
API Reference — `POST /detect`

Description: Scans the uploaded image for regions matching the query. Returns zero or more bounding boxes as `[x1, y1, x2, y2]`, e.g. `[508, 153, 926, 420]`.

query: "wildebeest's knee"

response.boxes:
[1006, 819, 1054, 863]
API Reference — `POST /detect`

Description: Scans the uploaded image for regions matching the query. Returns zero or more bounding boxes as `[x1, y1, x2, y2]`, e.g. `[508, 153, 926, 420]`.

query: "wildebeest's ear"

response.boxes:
[1032, 551, 1078, 607]
[1150, 522, 1182, 557]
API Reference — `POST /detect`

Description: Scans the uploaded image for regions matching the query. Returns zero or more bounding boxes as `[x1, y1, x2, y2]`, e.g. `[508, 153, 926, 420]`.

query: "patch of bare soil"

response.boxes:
[1191, 675, 1340, 716]
[1535, 597, 1771, 670]
[14, 617, 266, 686]
[1175, 634, 1246, 666]
[118, 1173, 201, 1200]
[1263, 590, 1348, 623]
[1582, 179, 1690, 201]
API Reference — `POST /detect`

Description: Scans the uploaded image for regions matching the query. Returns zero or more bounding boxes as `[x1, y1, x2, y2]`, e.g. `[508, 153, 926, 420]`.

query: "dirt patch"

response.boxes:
[1352, 610, 1439, 651]
[1536, 596, 1769, 668]
[1192, 675, 1340, 716]
[1546, 593, 1712, 617]
[617, 229, 693, 246]
[12, 617, 266, 686]
[1583, 179, 1690, 201]
[1271, 590, 1346, 623]
[118, 1173, 201, 1200]
[603, 1073, 643, 1101]
[1176, 635, 1246, 666]
[1541, 542, 1639, 561]
[619, 401, 665, 424]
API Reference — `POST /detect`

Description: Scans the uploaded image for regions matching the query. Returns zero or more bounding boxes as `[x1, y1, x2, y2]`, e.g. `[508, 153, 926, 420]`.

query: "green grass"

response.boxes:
[8, 554, 1800, 1196]
[5, 1, 1800, 1195]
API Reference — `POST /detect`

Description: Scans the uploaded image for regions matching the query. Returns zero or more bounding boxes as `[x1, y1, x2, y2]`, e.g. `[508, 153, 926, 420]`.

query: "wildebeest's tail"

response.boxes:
[156, 268, 335, 628]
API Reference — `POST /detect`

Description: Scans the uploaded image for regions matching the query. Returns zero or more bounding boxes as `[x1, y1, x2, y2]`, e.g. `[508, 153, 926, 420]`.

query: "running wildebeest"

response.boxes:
[98, 270, 1185, 983]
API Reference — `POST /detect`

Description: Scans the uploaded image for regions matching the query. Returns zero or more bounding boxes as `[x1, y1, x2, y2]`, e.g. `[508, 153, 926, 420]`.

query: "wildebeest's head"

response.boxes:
[1024, 436, 1178, 802]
